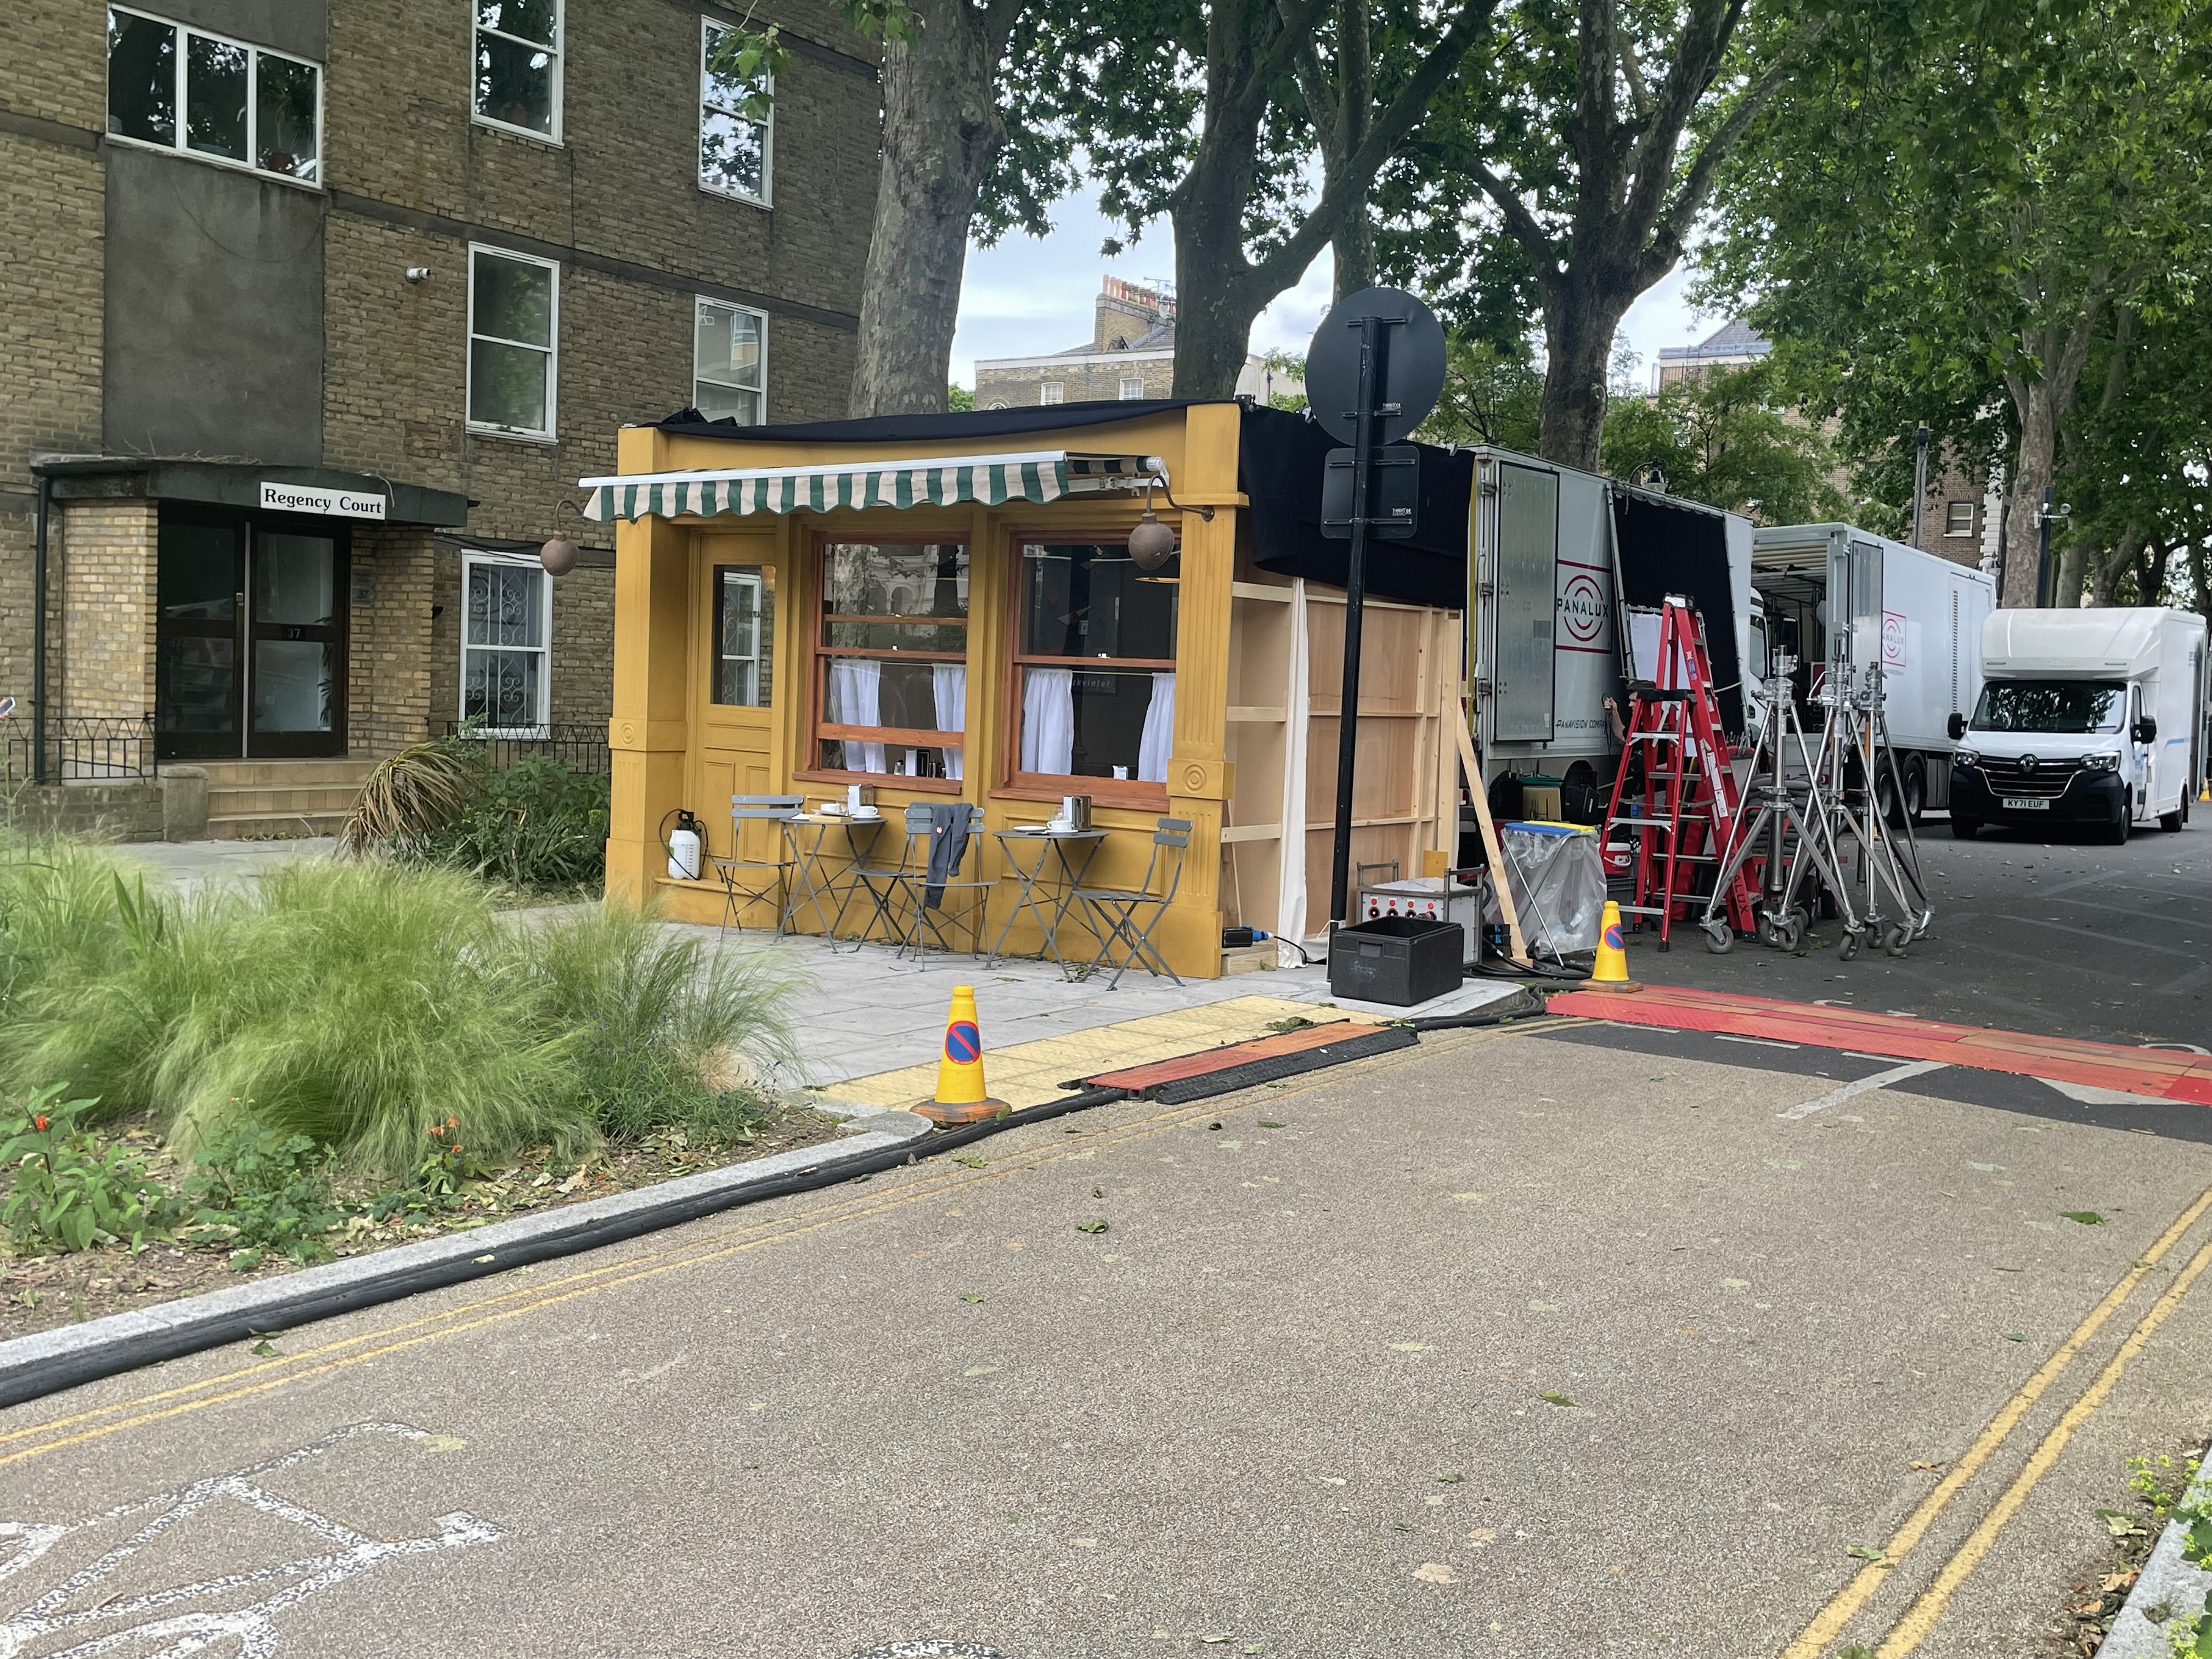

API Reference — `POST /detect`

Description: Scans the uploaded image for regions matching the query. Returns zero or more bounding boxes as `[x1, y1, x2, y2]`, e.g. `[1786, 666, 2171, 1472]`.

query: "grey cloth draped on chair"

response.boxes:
[923, 803, 973, 909]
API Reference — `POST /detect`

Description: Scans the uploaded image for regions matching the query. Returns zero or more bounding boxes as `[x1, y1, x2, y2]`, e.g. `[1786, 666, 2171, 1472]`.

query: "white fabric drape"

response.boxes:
[1020, 667, 1075, 775]
[1138, 672, 1176, 782]
[1276, 581, 1311, 962]
[827, 658, 885, 773]
[933, 664, 967, 781]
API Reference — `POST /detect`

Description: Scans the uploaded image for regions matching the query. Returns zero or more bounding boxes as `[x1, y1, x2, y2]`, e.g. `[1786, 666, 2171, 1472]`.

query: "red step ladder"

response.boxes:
[1602, 598, 1762, 949]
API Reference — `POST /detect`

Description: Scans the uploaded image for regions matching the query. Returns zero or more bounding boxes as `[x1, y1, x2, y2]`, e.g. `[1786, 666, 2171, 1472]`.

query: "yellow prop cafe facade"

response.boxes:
[586, 400, 1479, 980]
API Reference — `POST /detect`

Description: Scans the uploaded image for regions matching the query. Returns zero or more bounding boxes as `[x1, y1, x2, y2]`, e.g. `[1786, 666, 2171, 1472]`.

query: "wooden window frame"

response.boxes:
[796, 532, 968, 794]
[996, 527, 1177, 810]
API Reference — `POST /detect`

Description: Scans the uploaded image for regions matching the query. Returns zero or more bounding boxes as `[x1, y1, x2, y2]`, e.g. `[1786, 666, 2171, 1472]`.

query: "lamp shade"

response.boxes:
[1127, 510, 1177, 571]
[539, 535, 580, 577]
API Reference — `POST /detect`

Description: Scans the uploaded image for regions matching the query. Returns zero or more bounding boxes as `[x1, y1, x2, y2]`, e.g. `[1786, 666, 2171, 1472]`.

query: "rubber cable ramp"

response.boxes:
[1079, 1020, 1421, 1104]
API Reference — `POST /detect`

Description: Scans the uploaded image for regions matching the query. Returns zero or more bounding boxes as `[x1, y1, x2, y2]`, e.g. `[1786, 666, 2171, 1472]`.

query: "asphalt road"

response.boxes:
[7, 1025, 2209, 1659]
[1616, 806, 2212, 1048]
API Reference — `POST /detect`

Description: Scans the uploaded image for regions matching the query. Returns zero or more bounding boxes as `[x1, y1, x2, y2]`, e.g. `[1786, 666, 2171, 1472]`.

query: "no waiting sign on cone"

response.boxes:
[916, 984, 1010, 1124]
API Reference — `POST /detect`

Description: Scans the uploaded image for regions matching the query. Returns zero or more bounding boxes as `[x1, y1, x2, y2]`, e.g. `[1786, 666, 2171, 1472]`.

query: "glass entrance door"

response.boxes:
[249, 529, 346, 756]
[155, 511, 349, 760]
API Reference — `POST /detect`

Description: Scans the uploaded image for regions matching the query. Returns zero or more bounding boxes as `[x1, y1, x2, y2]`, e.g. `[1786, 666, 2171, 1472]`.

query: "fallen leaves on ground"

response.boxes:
[1539, 1390, 1578, 1408]
[2062, 1211, 2106, 1226]
[1846, 1545, 1892, 1566]
[1076, 1219, 1109, 1234]
[952, 1154, 987, 1169]
[1412, 1562, 1459, 1584]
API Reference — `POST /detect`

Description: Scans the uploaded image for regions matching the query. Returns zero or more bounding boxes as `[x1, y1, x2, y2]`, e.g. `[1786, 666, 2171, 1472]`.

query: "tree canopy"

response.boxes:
[1703, 0, 2211, 605]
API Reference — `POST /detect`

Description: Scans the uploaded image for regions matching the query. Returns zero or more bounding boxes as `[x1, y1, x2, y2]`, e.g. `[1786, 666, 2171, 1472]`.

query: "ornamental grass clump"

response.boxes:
[5, 859, 591, 1178]
[0, 833, 146, 1020]
[523, 904, 803, 1144]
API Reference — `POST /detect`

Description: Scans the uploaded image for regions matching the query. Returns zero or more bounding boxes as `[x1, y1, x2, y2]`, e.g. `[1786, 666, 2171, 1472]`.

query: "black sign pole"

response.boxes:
[1329, 313, 1391, 926]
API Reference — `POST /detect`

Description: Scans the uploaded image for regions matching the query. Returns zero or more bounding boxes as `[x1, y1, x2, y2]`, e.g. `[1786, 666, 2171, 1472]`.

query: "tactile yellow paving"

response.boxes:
[828, 995, 1370, 1109]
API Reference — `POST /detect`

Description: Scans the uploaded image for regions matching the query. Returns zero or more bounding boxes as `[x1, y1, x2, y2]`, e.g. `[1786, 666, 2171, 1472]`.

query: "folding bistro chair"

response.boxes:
[1073, 816, 1191, 988]
[827, 802, 931, 951]
[893, 803, 994, 963]
[711, 795, 804, 936]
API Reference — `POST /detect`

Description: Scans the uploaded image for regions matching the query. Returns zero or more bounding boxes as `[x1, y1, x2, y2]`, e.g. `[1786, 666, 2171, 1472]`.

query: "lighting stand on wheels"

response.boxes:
[1699, 659, 1936, 959]
[1696, 657, 1856, 955]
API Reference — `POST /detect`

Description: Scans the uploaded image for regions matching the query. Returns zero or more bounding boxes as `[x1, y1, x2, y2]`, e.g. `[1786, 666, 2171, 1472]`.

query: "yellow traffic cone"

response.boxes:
[915, 984, 1011, 1125]
[1579, 900, 1644, 994]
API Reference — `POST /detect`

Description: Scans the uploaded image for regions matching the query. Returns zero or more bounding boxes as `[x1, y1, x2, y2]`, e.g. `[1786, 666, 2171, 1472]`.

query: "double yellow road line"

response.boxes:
[1785, 1182, 2212, 1658]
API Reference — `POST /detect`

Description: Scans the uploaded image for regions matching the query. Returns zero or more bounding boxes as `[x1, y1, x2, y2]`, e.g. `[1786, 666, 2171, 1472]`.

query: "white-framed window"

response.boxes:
[473, 0, 561, 142]
[699, 19, 772, 205]
[1119, 376, 1144, 400]
[1039, 382, 1064, 405]
[714, 565, 774, 706]
[461, 553, 552, 732]
[467, 245, 558, 441]
[695, 298, 767, 424]
[105, 6, 322, 184]
[1944, 501, 1974, 537]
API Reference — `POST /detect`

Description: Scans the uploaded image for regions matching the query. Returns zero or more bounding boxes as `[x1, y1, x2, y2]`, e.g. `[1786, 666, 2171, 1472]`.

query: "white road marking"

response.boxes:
[1712, 1034, 1801, 1050]
[0, 1421, 500, 1658]
[2044, 1078, 2172, 1108]
[1779, 1060, 1950, 1120]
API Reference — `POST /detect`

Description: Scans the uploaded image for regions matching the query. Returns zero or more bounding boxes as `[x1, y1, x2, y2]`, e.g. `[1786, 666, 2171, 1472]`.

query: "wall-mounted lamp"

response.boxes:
[540, 498, 590, 576]
[1126, 473, 1213, 571]
[405, 267, 432, 284]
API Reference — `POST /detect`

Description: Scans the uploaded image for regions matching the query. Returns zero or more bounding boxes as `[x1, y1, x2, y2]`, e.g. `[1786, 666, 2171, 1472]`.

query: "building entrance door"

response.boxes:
[156, 510, 349, 760]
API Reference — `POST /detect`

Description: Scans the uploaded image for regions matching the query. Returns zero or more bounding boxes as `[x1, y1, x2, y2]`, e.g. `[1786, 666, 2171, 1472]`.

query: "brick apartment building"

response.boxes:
[1, 0, 877, 834]
[973, 278, 1296, 410]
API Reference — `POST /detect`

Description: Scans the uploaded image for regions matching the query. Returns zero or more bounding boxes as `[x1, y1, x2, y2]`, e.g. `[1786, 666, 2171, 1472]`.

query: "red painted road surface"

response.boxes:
[1547, 983, 2212, 1105]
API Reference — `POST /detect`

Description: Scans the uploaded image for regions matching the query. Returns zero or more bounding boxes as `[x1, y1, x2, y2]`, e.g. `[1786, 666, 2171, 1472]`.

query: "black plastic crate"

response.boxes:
[1327, 915, 1464, 1007]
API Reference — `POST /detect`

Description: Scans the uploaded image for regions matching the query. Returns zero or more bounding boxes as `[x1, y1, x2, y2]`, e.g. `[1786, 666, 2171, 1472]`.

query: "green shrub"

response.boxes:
[427, 750, 608, 891]
[524, 904, 800, 1144]
[1, 1084, 177, 1254]
[181, 1116, 343, 1267]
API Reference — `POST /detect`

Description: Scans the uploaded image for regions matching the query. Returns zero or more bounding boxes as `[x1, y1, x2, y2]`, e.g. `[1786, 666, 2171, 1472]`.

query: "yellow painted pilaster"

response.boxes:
[1159, 402, 1245, 975]
[606, 427, 691, 910]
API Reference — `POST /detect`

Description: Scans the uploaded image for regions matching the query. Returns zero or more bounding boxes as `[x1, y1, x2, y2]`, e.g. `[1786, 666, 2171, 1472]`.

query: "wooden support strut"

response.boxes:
[1454, 697, 1529, 966]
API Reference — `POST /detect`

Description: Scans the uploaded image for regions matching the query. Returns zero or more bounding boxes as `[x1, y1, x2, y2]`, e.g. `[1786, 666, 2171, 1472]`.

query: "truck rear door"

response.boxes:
[1493, 462, 1560, 742]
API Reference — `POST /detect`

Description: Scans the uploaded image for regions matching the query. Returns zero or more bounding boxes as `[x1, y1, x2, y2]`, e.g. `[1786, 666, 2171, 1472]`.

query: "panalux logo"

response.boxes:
[1559, 573, 1607, 646]
[849, 1646, 1012, 1658]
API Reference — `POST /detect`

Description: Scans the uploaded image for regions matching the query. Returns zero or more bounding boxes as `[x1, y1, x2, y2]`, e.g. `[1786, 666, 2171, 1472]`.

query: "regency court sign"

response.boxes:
[259, 480, 388, 520]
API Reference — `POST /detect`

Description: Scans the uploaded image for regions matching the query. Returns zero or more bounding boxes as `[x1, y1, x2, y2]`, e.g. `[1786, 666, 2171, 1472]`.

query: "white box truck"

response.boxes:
[1468, 447, 1754, 822]
[1749, 524, 1996, 819]
[1950, 607, 2209, 843]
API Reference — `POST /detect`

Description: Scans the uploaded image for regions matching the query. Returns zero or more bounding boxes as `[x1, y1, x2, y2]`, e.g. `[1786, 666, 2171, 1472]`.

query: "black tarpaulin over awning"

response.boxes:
[1611, 488, 1746, 735]
[1237, 405, 1475, 610]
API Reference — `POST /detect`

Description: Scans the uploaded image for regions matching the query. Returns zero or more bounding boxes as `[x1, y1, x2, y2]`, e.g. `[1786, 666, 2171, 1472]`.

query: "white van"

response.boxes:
[1950, 607, 2209, 843]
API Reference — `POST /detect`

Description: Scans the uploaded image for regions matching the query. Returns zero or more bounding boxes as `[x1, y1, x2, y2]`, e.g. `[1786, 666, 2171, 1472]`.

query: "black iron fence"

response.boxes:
[2, 714, 157, 785]
[438, 721, 612, 776]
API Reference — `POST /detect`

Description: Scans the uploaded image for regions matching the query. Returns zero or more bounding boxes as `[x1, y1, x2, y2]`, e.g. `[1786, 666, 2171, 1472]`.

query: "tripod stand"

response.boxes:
[1698, 657, 1934, 960]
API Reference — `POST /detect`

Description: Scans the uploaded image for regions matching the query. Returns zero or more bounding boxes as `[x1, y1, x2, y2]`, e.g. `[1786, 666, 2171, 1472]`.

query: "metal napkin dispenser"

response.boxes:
[1056, 794, 1092, 832]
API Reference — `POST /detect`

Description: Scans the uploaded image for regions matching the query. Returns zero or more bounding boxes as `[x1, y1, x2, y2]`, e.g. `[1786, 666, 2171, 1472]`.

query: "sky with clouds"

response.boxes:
[948, 194, 1712, 394]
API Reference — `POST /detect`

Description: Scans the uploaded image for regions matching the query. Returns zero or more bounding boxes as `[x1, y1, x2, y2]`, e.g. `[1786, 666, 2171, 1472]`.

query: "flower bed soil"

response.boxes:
[0, 1102, 852, 1344]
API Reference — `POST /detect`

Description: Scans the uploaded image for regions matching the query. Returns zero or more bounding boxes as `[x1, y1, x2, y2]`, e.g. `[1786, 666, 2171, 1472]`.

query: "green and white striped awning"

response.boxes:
[578, 450, 1163, 523]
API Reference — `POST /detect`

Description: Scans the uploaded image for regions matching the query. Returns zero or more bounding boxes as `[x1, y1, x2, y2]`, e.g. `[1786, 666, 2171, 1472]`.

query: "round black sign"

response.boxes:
[1304, 286, 1447, 445]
